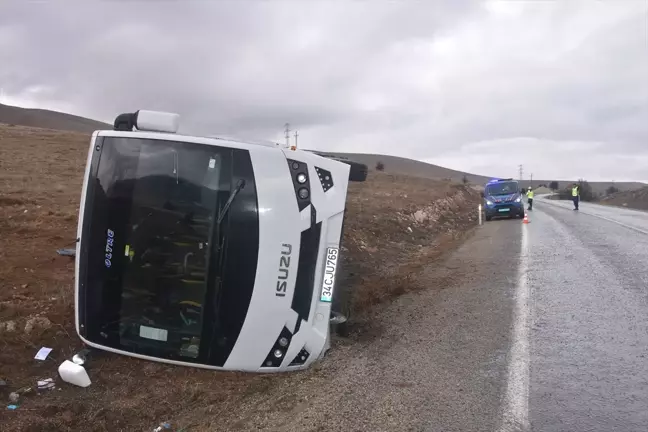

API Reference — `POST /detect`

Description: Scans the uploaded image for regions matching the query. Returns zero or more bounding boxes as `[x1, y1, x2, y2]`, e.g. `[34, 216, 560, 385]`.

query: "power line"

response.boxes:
[284, 123, 291, 147]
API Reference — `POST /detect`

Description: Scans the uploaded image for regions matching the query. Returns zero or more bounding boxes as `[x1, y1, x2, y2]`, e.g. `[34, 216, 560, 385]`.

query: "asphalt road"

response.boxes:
[227, 198, 648, 431]
[539, 195, 648, 234]
[522, 198, 648, 432]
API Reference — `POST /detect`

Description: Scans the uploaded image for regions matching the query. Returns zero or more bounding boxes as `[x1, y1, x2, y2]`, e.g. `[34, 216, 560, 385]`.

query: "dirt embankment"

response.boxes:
[340, 173, 480, 320]
[0, 124, 480, 431]
[599, 187, 648, 211]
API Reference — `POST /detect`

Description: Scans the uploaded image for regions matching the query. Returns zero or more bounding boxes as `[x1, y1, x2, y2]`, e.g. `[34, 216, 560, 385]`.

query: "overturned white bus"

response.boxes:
[75, 110, 366, 372]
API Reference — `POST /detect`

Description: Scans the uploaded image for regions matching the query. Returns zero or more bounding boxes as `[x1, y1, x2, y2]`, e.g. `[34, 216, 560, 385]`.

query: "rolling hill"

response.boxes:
[599, 186, 648, 210]
[1, 102, 643, 194]
[309, 151, 492, 184]
[0, 103, 110, 133]
[312, 151, 644, 194]
[516, 179, 644, 196]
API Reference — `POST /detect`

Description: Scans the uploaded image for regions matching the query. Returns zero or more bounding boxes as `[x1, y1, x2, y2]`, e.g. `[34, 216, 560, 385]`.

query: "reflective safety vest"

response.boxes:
[572, 186, 579, 197]
[526, 190, 534, 199]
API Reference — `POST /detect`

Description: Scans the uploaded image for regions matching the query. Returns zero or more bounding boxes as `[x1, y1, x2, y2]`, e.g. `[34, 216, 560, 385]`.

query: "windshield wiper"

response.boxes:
[217, 179, 246, 225]
[206, 179, 245, 359]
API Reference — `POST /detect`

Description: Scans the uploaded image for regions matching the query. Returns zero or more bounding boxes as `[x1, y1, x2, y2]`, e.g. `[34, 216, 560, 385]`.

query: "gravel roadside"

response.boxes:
[176, 219, 522, 431]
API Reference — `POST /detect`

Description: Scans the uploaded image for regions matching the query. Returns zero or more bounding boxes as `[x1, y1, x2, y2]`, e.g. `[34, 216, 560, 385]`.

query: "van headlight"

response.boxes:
[486, 200, 493, 206]
[515, 197, 521, 203]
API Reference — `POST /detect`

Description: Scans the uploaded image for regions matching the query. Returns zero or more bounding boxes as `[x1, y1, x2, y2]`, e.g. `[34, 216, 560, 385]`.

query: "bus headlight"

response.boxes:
[287, 158, 311, 211]
[486, 200, 493, 206]
[260, 326, 293, 368]
[515, 197, 521, 203]
[289, 348, 310, 366]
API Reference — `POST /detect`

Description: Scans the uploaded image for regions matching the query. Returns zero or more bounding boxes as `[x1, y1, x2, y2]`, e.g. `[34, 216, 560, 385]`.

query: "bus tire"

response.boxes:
[346, 161, 368, 182]
[312, 152, 368, 182]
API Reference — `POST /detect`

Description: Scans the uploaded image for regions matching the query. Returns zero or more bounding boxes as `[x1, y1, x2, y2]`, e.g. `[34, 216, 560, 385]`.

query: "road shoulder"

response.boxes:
[197, 220, 522, 432]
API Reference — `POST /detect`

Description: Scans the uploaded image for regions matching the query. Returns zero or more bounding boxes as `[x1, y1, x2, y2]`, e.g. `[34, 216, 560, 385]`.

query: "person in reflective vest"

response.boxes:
[572, 184, 580, 210]
[526, 187, 534, 210]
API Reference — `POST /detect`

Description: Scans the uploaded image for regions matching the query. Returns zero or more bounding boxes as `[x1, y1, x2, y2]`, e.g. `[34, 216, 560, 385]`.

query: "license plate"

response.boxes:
[498, 208, 510, 213]
[320, 247, 339, 302]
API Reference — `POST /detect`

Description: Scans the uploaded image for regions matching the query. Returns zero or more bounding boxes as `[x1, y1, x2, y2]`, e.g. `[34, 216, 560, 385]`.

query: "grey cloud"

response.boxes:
[1, 1, 476, 128]
[1, 0, 647, 180]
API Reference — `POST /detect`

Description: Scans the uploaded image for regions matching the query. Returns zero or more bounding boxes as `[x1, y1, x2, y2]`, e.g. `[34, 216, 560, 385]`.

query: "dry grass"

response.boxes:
[599, 186, 648, 211]
[0, 124, 479, 431]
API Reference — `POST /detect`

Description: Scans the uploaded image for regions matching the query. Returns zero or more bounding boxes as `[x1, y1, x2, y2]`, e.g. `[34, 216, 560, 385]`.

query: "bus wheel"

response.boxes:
[330, 311, 348, 325]
[347, 161, 368, 182]
[330, 312, 349, 337]
[331, 289, 351, 337]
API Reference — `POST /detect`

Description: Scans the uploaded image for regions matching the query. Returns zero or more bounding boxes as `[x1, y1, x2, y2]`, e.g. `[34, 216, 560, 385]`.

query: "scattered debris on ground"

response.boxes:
[56, 248, 76, 257]
[152, 421, 173, 432]
[37, 378, 55, 391]
[34, 347, 53, 361]
[0, 124, 480, 431]
[58, 360, 92, 388]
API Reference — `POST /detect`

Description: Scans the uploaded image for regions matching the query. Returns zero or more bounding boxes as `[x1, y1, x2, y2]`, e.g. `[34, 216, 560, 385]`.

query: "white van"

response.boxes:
[75, 110, 366, 372]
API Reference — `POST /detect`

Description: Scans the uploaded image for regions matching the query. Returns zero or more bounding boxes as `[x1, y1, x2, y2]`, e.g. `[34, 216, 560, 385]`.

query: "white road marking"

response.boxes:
[498, 223, 531, 432]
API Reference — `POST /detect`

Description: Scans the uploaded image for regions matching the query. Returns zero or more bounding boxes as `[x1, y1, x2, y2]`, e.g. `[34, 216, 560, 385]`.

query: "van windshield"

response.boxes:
[79, 136, 260, 365]
[486, 181, 518, 196]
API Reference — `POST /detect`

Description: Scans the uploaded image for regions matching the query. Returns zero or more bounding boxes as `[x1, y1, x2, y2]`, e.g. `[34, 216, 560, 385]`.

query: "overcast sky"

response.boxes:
[1, 1, 647, 181]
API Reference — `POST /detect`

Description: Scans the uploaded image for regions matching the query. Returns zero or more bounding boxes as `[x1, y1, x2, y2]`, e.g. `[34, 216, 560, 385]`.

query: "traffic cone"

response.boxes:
[523, 213, 530, 224]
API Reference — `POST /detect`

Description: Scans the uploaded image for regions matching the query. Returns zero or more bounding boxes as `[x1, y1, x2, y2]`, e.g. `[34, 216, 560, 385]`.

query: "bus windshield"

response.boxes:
[79, 136, 259, 365]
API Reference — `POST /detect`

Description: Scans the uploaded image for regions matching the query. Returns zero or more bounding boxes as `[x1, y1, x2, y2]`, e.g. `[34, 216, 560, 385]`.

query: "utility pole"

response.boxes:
[284, 123, 291, 148]
[530, 173, 533, 188]
[294, 130, 299, 149]
[518, 165, 523, 182]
